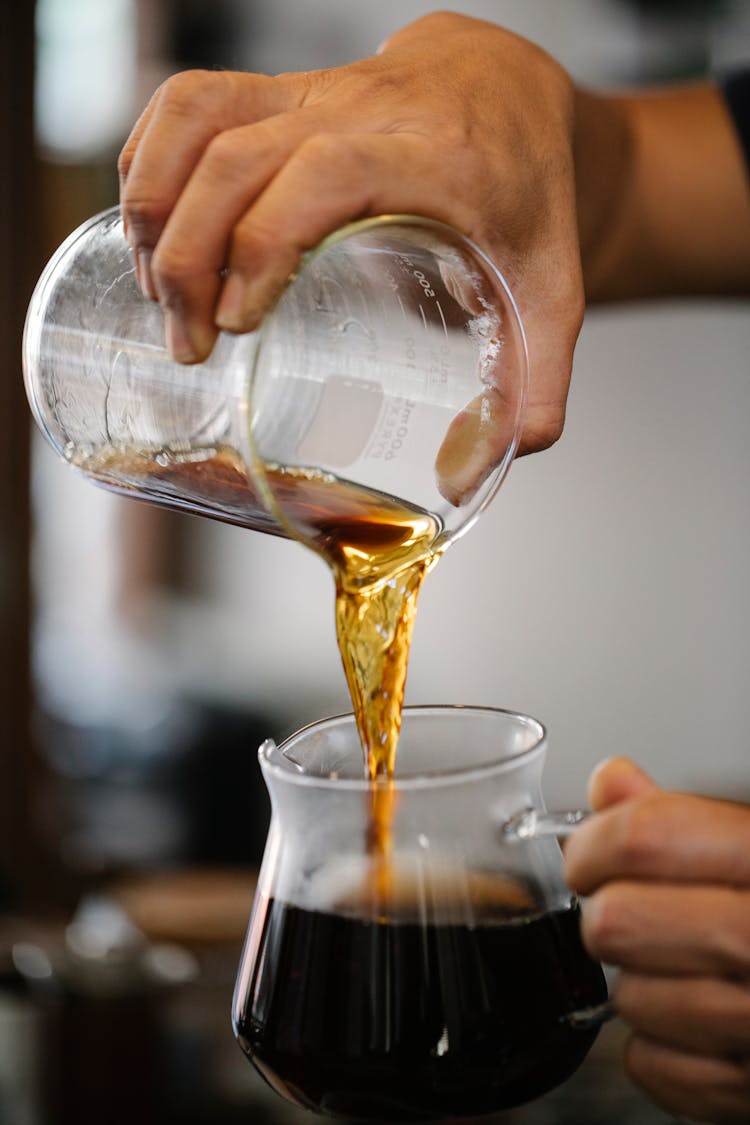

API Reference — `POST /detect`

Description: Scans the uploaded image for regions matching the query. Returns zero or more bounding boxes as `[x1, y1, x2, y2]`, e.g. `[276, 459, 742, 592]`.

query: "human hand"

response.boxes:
[564, 757, 750, 1123]
[118, 12, 585, 462]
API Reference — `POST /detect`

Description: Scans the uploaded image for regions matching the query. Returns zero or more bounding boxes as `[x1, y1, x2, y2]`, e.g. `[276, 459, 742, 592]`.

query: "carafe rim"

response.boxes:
[259, 703, 547, 791]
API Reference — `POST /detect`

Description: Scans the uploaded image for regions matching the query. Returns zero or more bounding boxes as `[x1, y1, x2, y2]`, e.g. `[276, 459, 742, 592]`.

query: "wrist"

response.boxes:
[573, 87, 636, 302]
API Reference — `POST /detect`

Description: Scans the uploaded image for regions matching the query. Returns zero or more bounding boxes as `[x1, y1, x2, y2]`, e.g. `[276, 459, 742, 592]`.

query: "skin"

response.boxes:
[118, 12, 750, 460]
[119, 12, 584, 456]
[565, 759, 750, 1123]
[118, 13, 750, 1119]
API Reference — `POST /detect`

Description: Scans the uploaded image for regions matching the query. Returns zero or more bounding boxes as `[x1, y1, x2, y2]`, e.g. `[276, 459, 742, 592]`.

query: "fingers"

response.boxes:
[116, 20, 583, 469]
[571, 761, 750, 1121]
[564, 790, 750, 894]
[581, 881, 750, 976]
[146, 107, 362, 361]
[615, 973, 750, 1057]
[118, 97, 159, 244]
[119, 69, 299, 261]
[625, 1034, 750, 1124]
[588, 756, 659, 810]
[213, 131, 468, 332]
[122, 75, 475, 364]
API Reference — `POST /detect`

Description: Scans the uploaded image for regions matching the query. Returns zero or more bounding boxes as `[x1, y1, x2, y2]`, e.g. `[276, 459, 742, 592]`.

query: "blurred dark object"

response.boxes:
[616, 0, 732, 80]
[34, 696, 273, 886]
[0, 0, 47, 912]
[625, 0, 729, 10]
[174, 700, 272, 866]
[6, 895, 194, 1125]
[170, 0, 246, 70]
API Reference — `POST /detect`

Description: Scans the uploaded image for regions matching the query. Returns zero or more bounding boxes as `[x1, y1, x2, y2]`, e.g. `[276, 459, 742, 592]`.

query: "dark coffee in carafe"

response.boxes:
[235, 895, 607, 1121]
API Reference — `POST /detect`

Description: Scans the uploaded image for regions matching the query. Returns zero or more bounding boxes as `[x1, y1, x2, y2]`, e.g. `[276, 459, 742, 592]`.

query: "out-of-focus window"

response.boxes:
[35, 0, 138, 163]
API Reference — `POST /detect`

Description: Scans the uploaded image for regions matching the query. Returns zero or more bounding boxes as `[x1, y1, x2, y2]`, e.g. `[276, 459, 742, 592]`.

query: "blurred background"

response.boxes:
[1, 0, 749, 1122]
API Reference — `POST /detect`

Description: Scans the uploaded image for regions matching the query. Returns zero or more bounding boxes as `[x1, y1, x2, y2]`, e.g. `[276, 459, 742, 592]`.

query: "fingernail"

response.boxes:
[164, 310, 198, 363]
[215, 272, 248, 331]
[137, 249, 156, 301]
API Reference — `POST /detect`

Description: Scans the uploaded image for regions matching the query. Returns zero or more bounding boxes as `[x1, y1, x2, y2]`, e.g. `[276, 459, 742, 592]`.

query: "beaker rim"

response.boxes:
[259, 704, 547, 791]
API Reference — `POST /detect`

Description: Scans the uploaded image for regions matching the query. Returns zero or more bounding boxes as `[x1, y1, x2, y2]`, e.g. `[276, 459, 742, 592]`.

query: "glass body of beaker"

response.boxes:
[23, 210, 528, 551]
[232, 706, 609, 1121]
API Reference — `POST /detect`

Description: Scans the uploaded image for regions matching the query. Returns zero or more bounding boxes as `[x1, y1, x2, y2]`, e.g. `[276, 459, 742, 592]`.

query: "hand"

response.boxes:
[564, 757, 750, 1123]
[118, 12, 586, 459]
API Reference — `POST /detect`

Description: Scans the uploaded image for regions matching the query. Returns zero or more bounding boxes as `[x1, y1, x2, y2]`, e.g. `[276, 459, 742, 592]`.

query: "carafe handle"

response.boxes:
[503, 806, 617, 1030]
[502, 807, 590, 841]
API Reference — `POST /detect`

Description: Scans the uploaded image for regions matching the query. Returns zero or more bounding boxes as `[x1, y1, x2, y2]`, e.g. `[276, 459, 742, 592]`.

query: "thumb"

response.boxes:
[435, 387, 517, 506]
[588, 756, 659, 812]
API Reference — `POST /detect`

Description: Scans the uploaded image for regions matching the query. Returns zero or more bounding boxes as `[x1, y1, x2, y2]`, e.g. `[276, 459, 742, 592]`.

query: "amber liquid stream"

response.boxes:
[79, 445, 442, 892]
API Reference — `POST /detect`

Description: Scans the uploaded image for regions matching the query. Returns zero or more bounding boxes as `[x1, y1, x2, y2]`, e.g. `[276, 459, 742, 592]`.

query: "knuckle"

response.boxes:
[518, 403, 567, 456]
[296, 131, 358, 171]
[117, 143, 135, 184]
[622, 1035, 677, 1111]
[611, 973, 640, 1021]
[230, 217, 276, 265]
[719, 894, 750, 975]
[626, 1029, 750, 1125]
[613, 794, 666, 871]
[623, 1033, 648, 1085]
[119, 196, 169, 248]
[566, 283, 586, 337]
[582, 887, 629, 959]
[228, 219, 299, 285]
[537, 407, 566, 450]
[150, 246, 197, 309]
[735, 1057, 750, 1089]
[202, 128, 251, 182]
[725, 990, 750, 1044]
[156, 68, 222, 115]
[287, 65, 339, 106]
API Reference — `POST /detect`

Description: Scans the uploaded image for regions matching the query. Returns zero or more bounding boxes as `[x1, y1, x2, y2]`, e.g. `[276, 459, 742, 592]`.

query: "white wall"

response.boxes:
[234, 0, 641, 83]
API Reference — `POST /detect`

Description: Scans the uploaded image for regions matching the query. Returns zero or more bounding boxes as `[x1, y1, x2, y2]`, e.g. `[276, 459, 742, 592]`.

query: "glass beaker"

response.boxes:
[233, 706, 610, 1121]
[23, 209, 528, 551]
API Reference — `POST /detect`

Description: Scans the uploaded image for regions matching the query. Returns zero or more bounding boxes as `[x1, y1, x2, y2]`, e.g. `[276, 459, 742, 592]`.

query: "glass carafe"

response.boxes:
[23, 210, 528, 551]
[233, 706, 610, 1121]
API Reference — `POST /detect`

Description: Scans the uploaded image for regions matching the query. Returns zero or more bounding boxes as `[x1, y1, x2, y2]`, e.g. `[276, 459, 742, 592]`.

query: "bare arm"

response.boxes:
[575, 82, 750, 302]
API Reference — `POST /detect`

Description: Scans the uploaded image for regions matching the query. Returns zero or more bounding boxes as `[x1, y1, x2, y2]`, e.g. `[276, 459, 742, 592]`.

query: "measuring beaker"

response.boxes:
[23, 209, 528, 551]
[233, 706, 610, 1120]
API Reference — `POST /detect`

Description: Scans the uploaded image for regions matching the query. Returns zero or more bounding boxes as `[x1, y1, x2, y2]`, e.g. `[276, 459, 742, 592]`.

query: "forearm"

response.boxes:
[575, 82, 750, 302]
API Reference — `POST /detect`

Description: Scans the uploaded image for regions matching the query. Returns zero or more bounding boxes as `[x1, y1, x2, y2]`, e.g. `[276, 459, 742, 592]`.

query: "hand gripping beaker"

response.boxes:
[23, 210, 528, 551]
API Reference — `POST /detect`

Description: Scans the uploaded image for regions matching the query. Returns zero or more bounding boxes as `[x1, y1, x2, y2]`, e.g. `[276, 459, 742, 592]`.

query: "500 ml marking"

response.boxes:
[412, 269, 436, 299]
[395, 254, 449, 341]
[396, 255, 437, 299]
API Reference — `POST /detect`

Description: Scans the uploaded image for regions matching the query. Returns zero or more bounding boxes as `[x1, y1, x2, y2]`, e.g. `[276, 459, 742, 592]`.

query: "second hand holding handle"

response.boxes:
[503, 805, 617, 1030]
